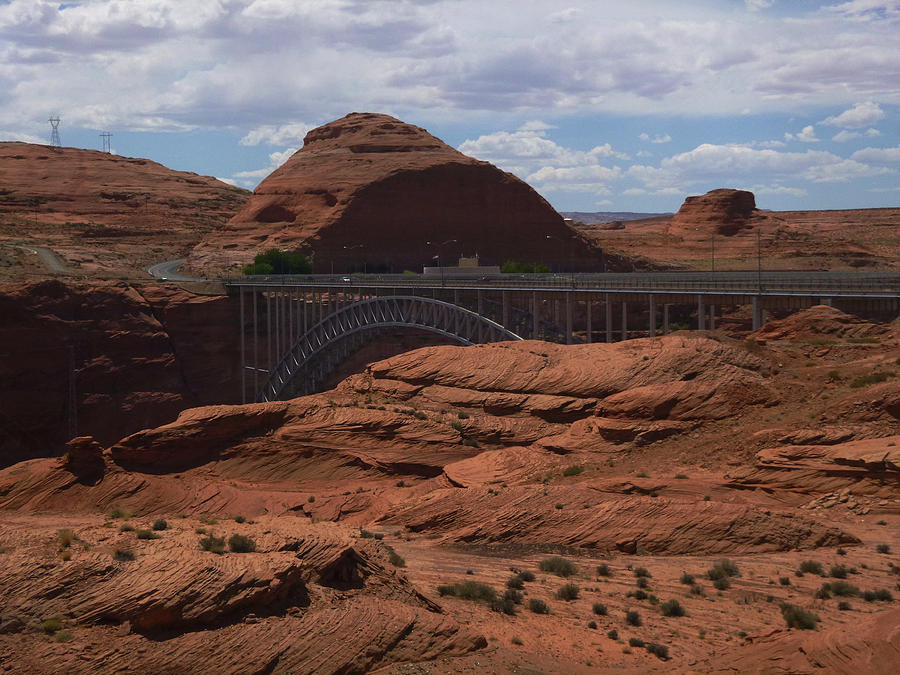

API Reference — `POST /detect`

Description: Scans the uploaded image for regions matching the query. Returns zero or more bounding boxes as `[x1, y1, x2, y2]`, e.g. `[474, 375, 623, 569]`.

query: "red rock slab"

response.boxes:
[696, 608, 900, 674]
[753, 304, 891, 342]
[378, 485, 857, 555]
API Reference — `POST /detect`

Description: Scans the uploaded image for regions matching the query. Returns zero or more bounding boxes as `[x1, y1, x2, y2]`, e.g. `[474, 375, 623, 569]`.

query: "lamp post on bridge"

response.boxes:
[426, 238, 457, 287]
[343, 244, 366, 274]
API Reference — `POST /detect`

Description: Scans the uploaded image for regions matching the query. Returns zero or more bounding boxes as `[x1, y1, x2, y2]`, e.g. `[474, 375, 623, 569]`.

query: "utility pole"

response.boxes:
[100, 132, 112, 153]
[48, 116, 61, 147]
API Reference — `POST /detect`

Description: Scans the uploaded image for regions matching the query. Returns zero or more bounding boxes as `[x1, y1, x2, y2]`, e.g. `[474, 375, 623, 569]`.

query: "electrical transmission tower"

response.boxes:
[100, 132, 112, 153]
[48, 116, 61, 146]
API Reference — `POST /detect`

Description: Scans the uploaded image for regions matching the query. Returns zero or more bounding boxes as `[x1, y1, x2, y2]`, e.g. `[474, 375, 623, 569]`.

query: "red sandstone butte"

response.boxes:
[187, 112, 601, 274]
[667, 187, 757, 237]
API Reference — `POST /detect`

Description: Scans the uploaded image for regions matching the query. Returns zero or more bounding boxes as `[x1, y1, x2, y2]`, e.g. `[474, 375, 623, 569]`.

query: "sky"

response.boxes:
[0, 0, 898, 213]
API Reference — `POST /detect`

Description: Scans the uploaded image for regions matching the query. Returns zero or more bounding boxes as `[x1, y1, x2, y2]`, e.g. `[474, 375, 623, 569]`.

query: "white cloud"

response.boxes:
[745, 0, 775, 10]
[822, 101, 885, 128]
[639, 132, 672, 144]
[231, 147, 297, 187]
[850, 144, 900, 163]
[832, 130, 860, 142]
[629, 143, 891, 190]
[785, 125, 819, 142]
[240, 122, 315, 147]
[866, 127, 882, 136]
[752, 184, 807, 197]
[0, 129, 45, 144]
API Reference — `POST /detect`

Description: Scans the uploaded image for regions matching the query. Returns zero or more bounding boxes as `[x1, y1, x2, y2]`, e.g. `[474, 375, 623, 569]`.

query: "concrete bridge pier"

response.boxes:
[649, 294, 656, 338]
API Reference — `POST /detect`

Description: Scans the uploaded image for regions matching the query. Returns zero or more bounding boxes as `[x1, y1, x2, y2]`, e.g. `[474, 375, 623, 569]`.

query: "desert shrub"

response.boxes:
[53, 630, 74, 643]
[828, 581, 860, 596]
[228, 534, 256, 553]
[837, 547, 847, 556]
[457, 412, 469, 419]
[634, 567, 651, 578]
[511, 636, 523, 645]
[556, 583, 580, 601]
[506, 575, 524, 589]
[628, 637, 645, 648]
[781, 603, 819, 629]
[592, 602, 607, 616]
[838, 601, 851, 611]
[798, 560, 823, 575]
[660, 599, 686, 617]
[199, 534, 226, 554]
[501, 261, 550, 274]
[234, 515, 246, 523]
[113, 547, 135, 562]
[41, 619, 61, 634]
[587, 620, 597, 629]
[626, 610, 642, 626]
[60, 550, 71, 561]
[413, 411, 428, 421]
[518, 570, 535, 582]
[152, 519, 168, 531]
[528, 598, 549, 614]
[136, 530, 160, 540]
[555, 503, 564, 510]
[713, 577, 731, 591]
[829, 564, 849, 579]
[199, 515, 218, 525]
[850, 372, 895, 388]
[539, 556, 577, 577]
[690, 584, 704, 596]
[646, 642, 669, 659]
[563, 465, 584, 477]
[108, 507, 130, 520]
[744, 338, 763, 353]
[597, 563, 612, 577]
[863, 589, 893, 602]
[876, 544, 891, 554]
[636, 576, 649, 589]
[680, 572, 695, 585]
[779, 577, 791, 586]
[707, 559, 740, 580]
[441, 581, 496, 602]
[607, 628, 618, 640]
[384, 545, 405, 567]
[119, 524, 135, 532]
[56, 531, 78, 553]
[490, 595, 517, 615]
[674, 473, 689, 479]
[504, 589, 524, 604]
[627, 590, 648, 601]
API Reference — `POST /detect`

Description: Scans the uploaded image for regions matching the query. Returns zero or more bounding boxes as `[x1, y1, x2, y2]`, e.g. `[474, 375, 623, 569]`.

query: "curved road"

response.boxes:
[146, 258, 206, 282]
[13, 244, 73, 274]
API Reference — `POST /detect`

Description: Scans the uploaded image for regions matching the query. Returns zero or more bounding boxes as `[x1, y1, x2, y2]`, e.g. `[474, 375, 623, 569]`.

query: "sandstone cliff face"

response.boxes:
[667, 188, 757, 236]
[188, 112, 601, 274]
[0, 280, 240, 466]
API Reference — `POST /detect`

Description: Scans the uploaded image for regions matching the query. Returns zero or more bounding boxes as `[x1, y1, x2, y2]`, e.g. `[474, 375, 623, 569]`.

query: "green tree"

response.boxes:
[243, 249, 312, 275]
[501, 261, 551, 274]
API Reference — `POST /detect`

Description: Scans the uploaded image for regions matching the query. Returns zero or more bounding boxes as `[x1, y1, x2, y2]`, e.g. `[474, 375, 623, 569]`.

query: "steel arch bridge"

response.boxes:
[258, 295, 522, 402]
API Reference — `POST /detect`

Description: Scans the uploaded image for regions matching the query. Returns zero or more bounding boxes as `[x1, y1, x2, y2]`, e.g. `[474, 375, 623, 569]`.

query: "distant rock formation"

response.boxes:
[188, 112, 602, 274]
[668, 188, 757, 236]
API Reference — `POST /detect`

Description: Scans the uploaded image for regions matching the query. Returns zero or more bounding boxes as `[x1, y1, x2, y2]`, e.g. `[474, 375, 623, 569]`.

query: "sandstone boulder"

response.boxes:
[668, 188, 757, 237]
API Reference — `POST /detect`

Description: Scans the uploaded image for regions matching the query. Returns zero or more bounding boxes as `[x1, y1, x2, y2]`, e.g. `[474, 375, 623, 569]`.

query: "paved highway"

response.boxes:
[147, 258, 205, 282]
[11, 244, 73, 274]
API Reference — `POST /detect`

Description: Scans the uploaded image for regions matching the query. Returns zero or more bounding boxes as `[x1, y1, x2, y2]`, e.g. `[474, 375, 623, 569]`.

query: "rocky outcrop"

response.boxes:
[667, 188, 757, 236]
[378, 485, 858, 554]
[188, 112, 601, 274]
[0, 280, 241, 467]
[752, 304, 890, 341]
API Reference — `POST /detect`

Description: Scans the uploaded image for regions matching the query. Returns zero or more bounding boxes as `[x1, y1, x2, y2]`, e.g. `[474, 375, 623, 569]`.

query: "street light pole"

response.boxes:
[426, 238, 457, 288]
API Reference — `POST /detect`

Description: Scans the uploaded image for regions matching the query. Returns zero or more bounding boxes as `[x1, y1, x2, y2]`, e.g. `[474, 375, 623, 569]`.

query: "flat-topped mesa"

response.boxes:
[187, 112, 602, 274]
[668, 188, 757, 237]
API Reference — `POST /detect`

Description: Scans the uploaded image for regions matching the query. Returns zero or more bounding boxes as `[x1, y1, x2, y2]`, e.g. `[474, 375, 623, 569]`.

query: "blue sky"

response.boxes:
[1, 0, 898, 213]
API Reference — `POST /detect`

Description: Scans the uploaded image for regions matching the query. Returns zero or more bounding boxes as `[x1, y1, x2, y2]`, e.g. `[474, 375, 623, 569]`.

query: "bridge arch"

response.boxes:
[259, 295, 522, 401]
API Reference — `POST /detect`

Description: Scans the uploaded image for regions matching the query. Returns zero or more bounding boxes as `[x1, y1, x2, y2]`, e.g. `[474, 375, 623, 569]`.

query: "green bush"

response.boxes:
[779, 577, 791, 586]
[556, 583, 580, 601]
[199, 534, 226, 554]
[243, 248, 312, 275]
[113, 547, 135, 562]
[838, 601, 851, 611]
[563, 465, 584, 477]
[627, 589, 648, 600]
[646, 642, 669, 659]
[152, 519, 168, 531]
[626, 610, 642, 626]
[518, 570, 535, 582]
[798, 560, 824, 575]
[607, 628, 618, 640]
[713, 577, 731, 591]
[690, 584, 704, 596]
[587, 620, 597, 629]
[490, 595, 517, 615]
[634, 567, 651, 578]
[660, 599, 686, 617]
[707, 559, 740, 580]
[539, 556, 577, 577]
[636, 576, 649, 589]
[234, 515, 246, 523]
[780, 603, 819, 629]
[680, 572, 695, 585]
[528, 598, 549, 614]
[385, 545, 405, 567]
[228, 534, 256, 553]
[876, 544, 891, 554]
[439, 581, 496, 602]
[597, 563, 613, 577]
[849, 371, 895, 388]
[42, 619, 61, 634]
[53, 629, 74, 643]
[826, 581, 860, 597]
[120, 524, 135, 532]
[501, 261, 551, 274]
[863, 589, 893, 602]
[506, 575, 524, 589]
[628, 637, 645, 648]
[136, 530, 160, 540]
[592, 602, 607, 616]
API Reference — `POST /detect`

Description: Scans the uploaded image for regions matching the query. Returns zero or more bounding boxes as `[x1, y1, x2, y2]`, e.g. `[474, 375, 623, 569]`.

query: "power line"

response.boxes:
[100, 132, 112, 153]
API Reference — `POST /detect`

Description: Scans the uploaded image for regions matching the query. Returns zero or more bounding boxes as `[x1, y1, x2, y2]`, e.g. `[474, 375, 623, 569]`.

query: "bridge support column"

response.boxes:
[586, 298, 592, 344]
[502, 291, 509, 331]
[566, 293, 572, 345]
[621, 301, 628, 341]
[240, 286, 246, 404]
[663, 304, 670, 335]
[477, 290, 484, 342]
[266, 291, 272, 372]
[697, 295, 705, 331]
[606, 294, 612, 343]
[253, 290, 259, 397]
[751, 296, 760, 331]
[709, 304, 715, 331]
[821, 297, 832, 306]
[532, 292, 539, 339]
[649, 294, 656, 338]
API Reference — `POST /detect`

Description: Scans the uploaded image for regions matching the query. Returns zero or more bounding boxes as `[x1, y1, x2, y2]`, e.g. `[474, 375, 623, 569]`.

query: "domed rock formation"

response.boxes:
[188, 113, 602, 274]
[668, 188, 757, 237]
